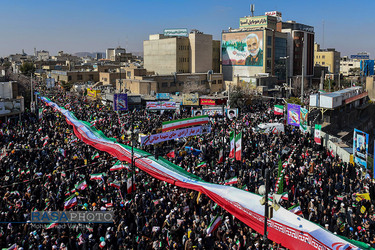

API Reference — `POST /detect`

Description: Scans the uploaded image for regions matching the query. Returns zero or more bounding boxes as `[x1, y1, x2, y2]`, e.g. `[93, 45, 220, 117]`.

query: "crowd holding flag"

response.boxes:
[274, 105, 284, 115]
[314, 124, 322, 145]
[206, 215, 223, 235]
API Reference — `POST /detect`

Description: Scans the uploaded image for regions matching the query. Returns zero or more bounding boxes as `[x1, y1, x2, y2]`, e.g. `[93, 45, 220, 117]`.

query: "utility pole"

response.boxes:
[30, 73, 34, 112]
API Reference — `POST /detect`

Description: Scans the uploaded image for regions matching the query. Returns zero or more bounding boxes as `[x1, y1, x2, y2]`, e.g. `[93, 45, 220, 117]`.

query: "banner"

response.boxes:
[141, 125, 211, 146]
[314, 124, 322, 145]
[39, 96, 363, 250]
[200, 99, 216, 105]
[353, 129, 369, 168]
[287, 103, 301, 127]
[146, 102, 176, 110]
[299, 108, 308, 133]
[113, 94, 128, 111]
[162, 115, 209, 132]
[202, 108, 223, 116]
[182, 93, 199, 106]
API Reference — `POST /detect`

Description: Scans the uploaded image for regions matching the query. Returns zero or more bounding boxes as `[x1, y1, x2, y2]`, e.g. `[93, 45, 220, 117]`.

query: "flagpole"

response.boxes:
[222, 104, 225, 163]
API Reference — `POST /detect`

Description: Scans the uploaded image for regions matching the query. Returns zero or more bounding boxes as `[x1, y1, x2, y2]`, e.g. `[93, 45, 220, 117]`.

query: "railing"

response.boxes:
[344, 92, 368, 104]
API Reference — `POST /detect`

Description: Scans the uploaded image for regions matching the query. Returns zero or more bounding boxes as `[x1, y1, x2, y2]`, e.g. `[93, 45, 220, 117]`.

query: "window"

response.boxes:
[322, 62, 325, 65]
[267, 36, 272, 46]
[212, 80, 217, 84]
[68, 76, 72, 81]
[170, 82, 176, 87]
[77, 75, 83, 81]
[267, 48, 272, 58]
[267, 60, 271, 69]
[89, 74, 94, 80]
[162, 82, 168, 88]
[218, 80, 222, 84]
[322, 55, 325, 59]
[179, 81, 184, 86]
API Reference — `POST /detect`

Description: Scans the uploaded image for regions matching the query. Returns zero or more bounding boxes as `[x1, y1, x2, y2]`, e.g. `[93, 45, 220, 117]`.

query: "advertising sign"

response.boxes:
[239, 16, 268, 28]
[164, 28, 188, 37]
[287, 103, 301, 127]
[222, 31, 264, 66]
[299, 108, 308, 133]
[156, 93, 170, 100]
[182, 93, 199, 106]
[353, 129, 369, 168]
[141, 125, 211, 146]
[113, 94, 128, 111]
[200, 99, 216, 105]
[350, 54, 370, 60]
[146, 102, 176, 110]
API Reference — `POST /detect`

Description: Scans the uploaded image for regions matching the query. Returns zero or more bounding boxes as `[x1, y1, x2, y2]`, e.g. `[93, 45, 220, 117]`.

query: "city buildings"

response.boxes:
[281, 21, 314, 78]
[314, 43, 341, 75]
[143, 29, 220, 75]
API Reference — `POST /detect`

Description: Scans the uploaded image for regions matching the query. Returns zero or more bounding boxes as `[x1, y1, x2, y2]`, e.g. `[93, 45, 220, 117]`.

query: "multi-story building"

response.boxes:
[281, 21, 314, 77]
[314, 43, 341, 75]
[221, 14, 287, 82]
[116, 72, 223, 95]
[143, 29, 220, 75]
[50, 70, 99, 83]
[340, 53, 370, 77]
[106, 47, 126, 61]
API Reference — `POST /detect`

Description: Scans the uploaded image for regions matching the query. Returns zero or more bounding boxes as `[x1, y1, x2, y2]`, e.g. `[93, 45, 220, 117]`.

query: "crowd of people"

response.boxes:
[0, 87, 375, 250]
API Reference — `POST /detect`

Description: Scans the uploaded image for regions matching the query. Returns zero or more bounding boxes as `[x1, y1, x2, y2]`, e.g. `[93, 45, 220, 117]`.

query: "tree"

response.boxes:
[19, 62, 35, 75]
[286, 97, 302, 105]
[229, 85, 252, 110]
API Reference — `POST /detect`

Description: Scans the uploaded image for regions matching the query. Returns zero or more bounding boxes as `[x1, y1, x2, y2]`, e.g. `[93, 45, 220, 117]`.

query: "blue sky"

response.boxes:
[1, 0, 374, 57]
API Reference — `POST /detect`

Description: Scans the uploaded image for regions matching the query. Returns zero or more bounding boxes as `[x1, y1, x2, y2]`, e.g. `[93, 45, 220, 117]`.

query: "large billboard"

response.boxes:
[287, 103, 301, 127]
[113, 94, 128, 111]
[164, 28, 188, 37]
[353, 129, 368, 168]
[182, 93, 199, 106]
[222, 31, 264, 67]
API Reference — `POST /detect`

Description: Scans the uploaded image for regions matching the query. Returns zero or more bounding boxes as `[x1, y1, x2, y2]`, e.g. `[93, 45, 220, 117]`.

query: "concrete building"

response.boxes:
[36, 50, 50, 61]
[0, 81, 24, 120]
[50, 70, 99, 83]
[106, 47, 126, 61]
[340, 53, 370, 77]
[222, 14, 288, 83]
[116, 72, 223, 95]
[281, 21, 314, 77]
[314, 43, 341, 75]
[143, 30, 220, 75]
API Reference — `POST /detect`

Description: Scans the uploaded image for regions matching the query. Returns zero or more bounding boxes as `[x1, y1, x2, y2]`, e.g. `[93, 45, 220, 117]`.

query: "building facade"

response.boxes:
[116, 72, 223, 95]
[50, 70, 99, 83]
[314, 43, 341, 75]
[143, 30, 220, 75]
[281, 21, 314, 77]
[221, 15, 288, 82]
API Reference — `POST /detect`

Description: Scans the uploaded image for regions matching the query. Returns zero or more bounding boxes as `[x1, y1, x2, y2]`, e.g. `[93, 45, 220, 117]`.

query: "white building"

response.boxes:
[106, 47, 127, 61]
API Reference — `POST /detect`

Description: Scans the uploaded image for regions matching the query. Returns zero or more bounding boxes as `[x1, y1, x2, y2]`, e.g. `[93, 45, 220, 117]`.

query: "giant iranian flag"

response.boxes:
[39, 96, 365, 250]
[162, 115, 209, 132]
[274, 105, 284, 115]
[314, 124, 322, 145]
